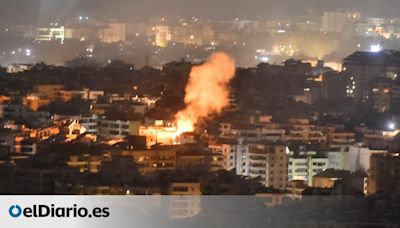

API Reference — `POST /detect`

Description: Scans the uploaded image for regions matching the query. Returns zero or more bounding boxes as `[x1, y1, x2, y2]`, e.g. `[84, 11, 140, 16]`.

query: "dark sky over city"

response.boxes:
[1, 0, 400, 25]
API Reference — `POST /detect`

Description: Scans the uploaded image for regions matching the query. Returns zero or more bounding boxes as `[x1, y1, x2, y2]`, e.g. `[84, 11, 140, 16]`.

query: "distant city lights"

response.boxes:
[25, 49, 31, 56]
[370, 43, 383, 52]
[388, 122, 397, 130]
[78, 16, 89, 21]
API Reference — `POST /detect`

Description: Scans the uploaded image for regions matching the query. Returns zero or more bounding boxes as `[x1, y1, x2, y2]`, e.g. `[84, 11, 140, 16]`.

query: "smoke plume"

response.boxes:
[175, 52, 236, 135]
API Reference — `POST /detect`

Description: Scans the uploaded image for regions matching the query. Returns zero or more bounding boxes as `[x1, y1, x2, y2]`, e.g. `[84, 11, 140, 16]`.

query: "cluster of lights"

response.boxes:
[346, 77, 356, 96]
[255, 49, 269, 62]
[271, 44, 297, 57]
[86, 46, 94, 58]
[78, 16, 90, 21]
[8, 48, 32, 57]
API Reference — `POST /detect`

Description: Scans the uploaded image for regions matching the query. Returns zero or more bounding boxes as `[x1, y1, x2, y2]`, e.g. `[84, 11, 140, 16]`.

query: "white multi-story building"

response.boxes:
[347, 144, 386, 174]
[288, 150, 329, 186]
[154, 25, 172, 47]
[327, 150, 348, 171]
[36, 26, 71, 42]
[98, 119, 141, 139]
[218, 123, 286, 142]
[286, 119, 326, 143]
[257, 124, 286, 142]
[248, 144, 288, 190]
[325, 144, 351, 170]
[210, 140, 289, 190]
[209, 138, 250, 175]
[100, 22, 126, 43]
[321, 11, 349, 33]
[78, 114, 98, 135]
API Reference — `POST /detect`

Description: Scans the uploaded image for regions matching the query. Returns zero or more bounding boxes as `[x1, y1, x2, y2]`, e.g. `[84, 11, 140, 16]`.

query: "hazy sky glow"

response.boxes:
[1, 0, 400, 25]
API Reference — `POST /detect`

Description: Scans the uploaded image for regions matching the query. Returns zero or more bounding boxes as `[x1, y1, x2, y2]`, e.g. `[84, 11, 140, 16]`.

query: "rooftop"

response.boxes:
[343, 50, 400, 67]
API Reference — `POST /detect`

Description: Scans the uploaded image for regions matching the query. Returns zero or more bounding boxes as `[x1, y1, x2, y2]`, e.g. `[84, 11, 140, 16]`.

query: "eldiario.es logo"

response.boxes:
[8, 204, 110, 218]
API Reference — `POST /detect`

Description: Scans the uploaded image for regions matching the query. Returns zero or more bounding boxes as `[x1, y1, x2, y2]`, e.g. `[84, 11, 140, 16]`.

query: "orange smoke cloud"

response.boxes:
[175, 52, 236, 135]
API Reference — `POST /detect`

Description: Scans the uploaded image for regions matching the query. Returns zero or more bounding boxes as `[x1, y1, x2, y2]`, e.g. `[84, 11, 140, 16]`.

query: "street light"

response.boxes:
[388, 122, 396, 130]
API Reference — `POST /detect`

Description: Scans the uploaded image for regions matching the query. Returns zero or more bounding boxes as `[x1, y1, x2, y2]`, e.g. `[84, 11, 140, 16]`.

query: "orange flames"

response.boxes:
[174, 52, 236, 136]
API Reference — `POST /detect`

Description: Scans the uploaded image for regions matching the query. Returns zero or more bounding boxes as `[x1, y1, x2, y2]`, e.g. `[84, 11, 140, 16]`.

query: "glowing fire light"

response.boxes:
[139, 53, 236, 146]
[175, 118, 195, 136]
[174, 52, 236, 136]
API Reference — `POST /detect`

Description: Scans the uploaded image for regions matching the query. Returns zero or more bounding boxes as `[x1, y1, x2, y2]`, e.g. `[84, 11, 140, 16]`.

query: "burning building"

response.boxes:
[139, 121, 180, 148]
[139, 52, 236, 147]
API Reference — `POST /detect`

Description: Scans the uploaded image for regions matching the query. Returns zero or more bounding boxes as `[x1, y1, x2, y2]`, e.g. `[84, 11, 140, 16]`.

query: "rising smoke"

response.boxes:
[175, 52, 236, 135]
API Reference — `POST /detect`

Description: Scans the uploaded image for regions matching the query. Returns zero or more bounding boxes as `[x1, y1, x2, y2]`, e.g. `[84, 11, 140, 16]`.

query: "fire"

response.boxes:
[138, 53, 235, 146]
[174, 52, 236, 136]
[175, 118, 195, 136]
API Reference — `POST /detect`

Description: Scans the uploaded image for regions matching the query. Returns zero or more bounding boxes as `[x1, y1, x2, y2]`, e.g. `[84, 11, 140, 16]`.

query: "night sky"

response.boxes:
[0, 0, 399, 25]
